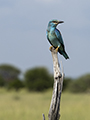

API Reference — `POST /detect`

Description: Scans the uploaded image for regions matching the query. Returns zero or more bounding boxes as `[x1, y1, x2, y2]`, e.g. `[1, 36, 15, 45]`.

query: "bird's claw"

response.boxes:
[55, 46, 59, 52]
[49, 46, 53, 50]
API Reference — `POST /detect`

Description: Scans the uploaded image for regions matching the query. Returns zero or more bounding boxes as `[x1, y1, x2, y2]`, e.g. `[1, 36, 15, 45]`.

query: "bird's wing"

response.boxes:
[55, 29, 64, 46]
[46, 31, 53, 46]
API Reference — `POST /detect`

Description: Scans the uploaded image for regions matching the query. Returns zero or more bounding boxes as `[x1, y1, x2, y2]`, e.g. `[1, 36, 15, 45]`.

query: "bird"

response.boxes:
[46, 19, 69, 59]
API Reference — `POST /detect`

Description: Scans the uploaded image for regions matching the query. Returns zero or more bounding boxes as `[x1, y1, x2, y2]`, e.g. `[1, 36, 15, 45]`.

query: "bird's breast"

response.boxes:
[48, 32, 60, 47]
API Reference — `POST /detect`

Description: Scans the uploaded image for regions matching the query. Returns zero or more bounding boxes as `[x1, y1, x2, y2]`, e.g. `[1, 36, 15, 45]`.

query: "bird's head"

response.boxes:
[48, 20, 64, 28]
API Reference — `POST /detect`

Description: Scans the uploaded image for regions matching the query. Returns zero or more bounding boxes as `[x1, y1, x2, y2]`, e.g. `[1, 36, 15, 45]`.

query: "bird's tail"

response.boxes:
[58, 49, 69, 60]
[62, 51, 69, 59]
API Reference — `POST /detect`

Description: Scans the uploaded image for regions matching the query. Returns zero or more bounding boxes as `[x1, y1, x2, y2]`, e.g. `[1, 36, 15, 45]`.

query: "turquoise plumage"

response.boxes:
[46, 20, 69, 59]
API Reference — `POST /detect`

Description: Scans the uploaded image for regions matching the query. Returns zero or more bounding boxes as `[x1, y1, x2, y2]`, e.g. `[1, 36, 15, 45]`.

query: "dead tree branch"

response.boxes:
[43, 47, 64, 120]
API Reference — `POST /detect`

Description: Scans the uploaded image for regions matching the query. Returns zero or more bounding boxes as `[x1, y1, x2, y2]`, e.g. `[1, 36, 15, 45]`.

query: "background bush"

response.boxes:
[0, 63, 90, 93]
[68, 74, 90, 93]
[0, 64, 21, 82]
[7, 79, 24, 91]
[0, 75, 5, 87]
[24, 67, 53, 91]
[63, 77, 72, 91]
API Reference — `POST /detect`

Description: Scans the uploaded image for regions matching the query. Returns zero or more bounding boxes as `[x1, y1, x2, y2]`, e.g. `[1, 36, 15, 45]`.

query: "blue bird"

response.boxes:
[46, 20, 69, 59]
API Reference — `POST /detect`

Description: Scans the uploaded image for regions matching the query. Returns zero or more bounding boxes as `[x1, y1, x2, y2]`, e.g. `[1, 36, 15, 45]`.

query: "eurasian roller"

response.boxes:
[46, 20, 69, 59]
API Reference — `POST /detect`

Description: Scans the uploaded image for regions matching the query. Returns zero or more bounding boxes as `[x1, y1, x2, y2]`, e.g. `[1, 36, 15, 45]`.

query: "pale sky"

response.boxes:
[0, 0, 90, 78]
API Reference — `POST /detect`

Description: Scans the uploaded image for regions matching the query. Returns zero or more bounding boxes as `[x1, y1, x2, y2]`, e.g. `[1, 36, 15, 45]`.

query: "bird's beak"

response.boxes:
[58, 21, 64, 24]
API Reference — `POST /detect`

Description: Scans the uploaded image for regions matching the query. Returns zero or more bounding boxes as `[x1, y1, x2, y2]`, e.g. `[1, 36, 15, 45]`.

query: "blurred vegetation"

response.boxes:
[0, 89, 90, 120]
[0, 75, 5, 87]
[0, 64, 21, 82]
[0, 64, 90, 93]
[63, 77, 72, 91]
[67, 74, 90, 93]
[24, 67, 53, 91]
[7, 79, 25, 91]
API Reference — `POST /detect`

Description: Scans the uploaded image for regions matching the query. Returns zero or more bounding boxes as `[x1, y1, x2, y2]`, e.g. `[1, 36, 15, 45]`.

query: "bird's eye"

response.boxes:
[52, 21, 57, 24]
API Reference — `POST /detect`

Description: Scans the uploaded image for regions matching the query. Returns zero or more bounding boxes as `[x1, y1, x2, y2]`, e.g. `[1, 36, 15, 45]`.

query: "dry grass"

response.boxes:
[0, 88, 90, 120]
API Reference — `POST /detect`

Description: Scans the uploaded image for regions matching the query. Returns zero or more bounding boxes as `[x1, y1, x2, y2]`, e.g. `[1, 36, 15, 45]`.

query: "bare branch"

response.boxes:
[48, 47, 64, 120]
[42, 47, 64, 120]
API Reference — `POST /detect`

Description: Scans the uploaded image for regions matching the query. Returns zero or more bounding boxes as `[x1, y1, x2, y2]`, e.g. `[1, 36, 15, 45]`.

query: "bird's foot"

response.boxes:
[49, 45, 53, 51]
[55, 46, 59, 52]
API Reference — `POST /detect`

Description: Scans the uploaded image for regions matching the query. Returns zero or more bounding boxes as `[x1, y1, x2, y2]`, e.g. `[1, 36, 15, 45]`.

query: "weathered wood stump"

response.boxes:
[43, 47, 64, 120]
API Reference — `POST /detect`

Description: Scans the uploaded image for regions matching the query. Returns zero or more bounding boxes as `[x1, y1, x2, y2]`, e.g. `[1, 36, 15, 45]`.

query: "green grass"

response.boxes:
[0, 88, 90, 120]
